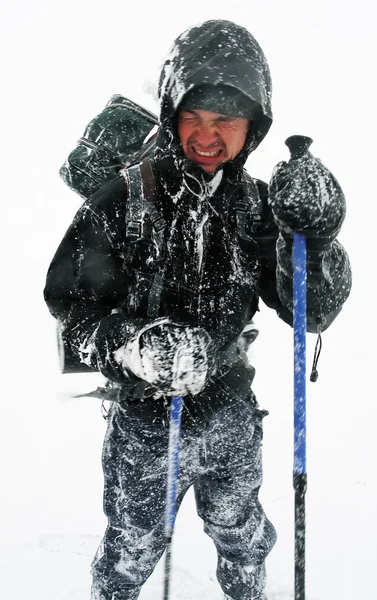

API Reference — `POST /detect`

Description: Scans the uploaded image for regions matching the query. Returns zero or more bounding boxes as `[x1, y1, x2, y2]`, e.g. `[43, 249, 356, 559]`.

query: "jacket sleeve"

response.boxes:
[44, 176, 146, 383]
[255, 180, 352, 333]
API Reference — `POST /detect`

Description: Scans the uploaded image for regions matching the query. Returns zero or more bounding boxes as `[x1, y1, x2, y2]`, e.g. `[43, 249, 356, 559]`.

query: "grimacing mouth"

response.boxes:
[191, 146, 223, 158]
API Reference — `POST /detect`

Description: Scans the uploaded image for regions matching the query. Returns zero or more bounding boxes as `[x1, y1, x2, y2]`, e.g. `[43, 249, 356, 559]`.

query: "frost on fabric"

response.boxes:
[158, 41, 194, 111]
[266, 149, 352, 330]
[116, 318, 170, 380]
[91, 401, 276, 597]
[207, 169, 223, 195]
[268, 154, 346, 233]
[78, 330, 99, 367]
[276, 235, 352, 329]
[159, 164, 257, 346]
[118, 319, 210, 396]
[158, 20, 272, 129]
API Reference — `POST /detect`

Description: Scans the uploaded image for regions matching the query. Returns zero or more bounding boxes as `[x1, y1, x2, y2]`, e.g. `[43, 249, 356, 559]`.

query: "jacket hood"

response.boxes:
[157, 19, 273, 163]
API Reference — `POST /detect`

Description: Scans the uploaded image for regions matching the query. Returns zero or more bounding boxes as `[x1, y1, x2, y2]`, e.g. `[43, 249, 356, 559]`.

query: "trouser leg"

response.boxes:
[194, 397, 276, 600]
[90, 405, 171, 600]
[91, 403, 199, 600]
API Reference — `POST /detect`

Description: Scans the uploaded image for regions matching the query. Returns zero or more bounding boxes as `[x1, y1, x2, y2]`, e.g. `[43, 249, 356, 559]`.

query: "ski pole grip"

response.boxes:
[285, 135, 313, 160]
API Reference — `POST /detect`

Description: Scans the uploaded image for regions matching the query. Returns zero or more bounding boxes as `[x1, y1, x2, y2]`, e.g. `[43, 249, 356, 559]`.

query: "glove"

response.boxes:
[88, 313, 145, 384]
[268, 153, 346, 251]
[121, 318, 215, 396]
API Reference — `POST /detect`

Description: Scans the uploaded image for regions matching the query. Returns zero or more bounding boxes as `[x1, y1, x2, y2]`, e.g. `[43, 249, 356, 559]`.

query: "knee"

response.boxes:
[206, 513, 277, 565]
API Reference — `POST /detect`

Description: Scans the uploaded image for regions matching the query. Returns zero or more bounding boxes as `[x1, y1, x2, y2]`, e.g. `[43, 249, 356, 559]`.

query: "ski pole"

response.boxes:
[285, 135, 313, 600]
[292, 229, 307, 600]
[163, 394, 184, 600]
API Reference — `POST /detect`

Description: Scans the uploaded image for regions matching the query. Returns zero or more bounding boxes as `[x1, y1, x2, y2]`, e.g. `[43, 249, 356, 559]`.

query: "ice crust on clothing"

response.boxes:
[268, 154, 346, 234]
[119, 320, 211, 396]
[159, 20, 272, 115]
[90, 400, 276, 599]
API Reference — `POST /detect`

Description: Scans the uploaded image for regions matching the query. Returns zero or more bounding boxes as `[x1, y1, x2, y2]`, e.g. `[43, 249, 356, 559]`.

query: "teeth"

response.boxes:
[193, 147, 221, 157]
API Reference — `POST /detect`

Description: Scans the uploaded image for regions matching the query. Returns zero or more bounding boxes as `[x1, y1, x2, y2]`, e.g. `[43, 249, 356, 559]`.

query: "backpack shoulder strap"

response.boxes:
[233, 171, 263, 240]
[121, 158, 167, 319]
[121, 158, 166, 258]
[140, 157, 156, 202]
[140, 158, 166, 237]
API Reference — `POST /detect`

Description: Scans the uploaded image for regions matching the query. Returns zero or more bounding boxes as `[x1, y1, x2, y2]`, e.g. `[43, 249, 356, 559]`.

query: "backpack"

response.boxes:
[60, 94, 159, 199]
[58, 95, 263, 373]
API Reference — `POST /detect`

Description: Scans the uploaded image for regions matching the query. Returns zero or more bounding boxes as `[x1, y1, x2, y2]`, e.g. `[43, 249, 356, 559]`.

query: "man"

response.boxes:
[44, 19, 352, 600]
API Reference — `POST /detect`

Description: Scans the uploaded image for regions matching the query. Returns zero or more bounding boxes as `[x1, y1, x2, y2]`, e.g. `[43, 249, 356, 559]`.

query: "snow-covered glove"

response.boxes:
[83, 313, 146, 385]
[268, 152, 346, 251]
[119, 318, 215, 396]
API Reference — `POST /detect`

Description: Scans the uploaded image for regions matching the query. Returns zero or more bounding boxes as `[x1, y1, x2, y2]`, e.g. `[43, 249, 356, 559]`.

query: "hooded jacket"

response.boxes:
[44, 20, 351, 425]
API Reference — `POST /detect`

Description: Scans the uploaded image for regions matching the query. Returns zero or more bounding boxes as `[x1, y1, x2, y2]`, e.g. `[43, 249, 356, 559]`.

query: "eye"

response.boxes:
[179, 112, 197, 123]
[216, 116, 235, 125]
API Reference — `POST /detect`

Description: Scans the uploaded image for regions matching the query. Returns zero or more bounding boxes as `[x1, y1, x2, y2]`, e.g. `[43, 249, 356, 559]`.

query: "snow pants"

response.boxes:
[91, 396, 276, 600]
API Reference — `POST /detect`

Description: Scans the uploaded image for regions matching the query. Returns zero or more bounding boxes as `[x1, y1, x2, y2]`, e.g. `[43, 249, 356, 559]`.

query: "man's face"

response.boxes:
[177, 109, 249, 174]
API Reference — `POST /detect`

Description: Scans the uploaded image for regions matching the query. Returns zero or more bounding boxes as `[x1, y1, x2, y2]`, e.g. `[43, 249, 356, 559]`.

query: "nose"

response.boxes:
[192, 123, 220, 148]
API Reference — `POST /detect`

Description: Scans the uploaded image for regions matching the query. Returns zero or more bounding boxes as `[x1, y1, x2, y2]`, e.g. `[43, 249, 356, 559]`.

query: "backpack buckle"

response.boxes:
[126, 221, 142, 239]
[152, 216, 166, 233]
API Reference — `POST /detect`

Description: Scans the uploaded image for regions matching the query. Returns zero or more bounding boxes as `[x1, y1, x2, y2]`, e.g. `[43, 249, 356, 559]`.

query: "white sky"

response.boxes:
[0, 2, 376, 599]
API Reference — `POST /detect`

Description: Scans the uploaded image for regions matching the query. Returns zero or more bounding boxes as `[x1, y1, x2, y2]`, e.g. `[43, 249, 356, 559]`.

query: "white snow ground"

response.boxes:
[1, 2, 376, 599]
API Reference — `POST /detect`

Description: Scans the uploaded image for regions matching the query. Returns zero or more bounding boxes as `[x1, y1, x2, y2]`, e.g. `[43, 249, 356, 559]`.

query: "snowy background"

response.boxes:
[0, 1, 376, 599]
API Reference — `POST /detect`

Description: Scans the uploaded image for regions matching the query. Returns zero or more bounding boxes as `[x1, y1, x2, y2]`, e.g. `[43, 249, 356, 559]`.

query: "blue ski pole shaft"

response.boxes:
[163, 394, 183, 600]
[293, 232, 308, 600]
[285, 134, 312, 600]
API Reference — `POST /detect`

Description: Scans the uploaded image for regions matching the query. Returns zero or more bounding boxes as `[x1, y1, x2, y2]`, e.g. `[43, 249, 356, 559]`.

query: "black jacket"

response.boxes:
[44, 20, 351, 425]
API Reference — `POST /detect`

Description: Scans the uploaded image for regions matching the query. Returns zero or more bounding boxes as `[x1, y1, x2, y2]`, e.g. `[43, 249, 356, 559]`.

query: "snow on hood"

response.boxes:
[157, 19, 273, 154]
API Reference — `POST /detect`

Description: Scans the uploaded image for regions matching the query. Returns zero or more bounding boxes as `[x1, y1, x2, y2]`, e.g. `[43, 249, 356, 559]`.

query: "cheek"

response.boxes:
[222, 131, 241, 153]
[229, 129, 248, 155]
[177, 123, 191, 149]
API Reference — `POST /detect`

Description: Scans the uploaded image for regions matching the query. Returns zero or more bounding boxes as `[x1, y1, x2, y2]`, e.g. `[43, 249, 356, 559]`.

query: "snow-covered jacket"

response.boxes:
[44, 20, 352, 424]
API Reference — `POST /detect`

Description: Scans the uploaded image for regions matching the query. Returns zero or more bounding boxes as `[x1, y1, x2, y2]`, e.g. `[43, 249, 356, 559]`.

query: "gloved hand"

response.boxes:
[268, 152, 346, 251]
[121, 318, 215, 396]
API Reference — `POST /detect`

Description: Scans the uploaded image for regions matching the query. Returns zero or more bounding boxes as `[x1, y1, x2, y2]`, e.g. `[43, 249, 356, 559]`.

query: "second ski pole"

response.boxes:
[285, 134, 313, 600]
[163, 394, 184, 600]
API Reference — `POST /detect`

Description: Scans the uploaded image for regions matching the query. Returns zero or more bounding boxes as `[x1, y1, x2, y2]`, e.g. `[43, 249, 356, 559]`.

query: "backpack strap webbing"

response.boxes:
[122, 158, 166, 319]
[122, 158, 166, 255]
[234, 172, 263, 240]
[140, 157, 157, 202]
[140, 158, 166, 319]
